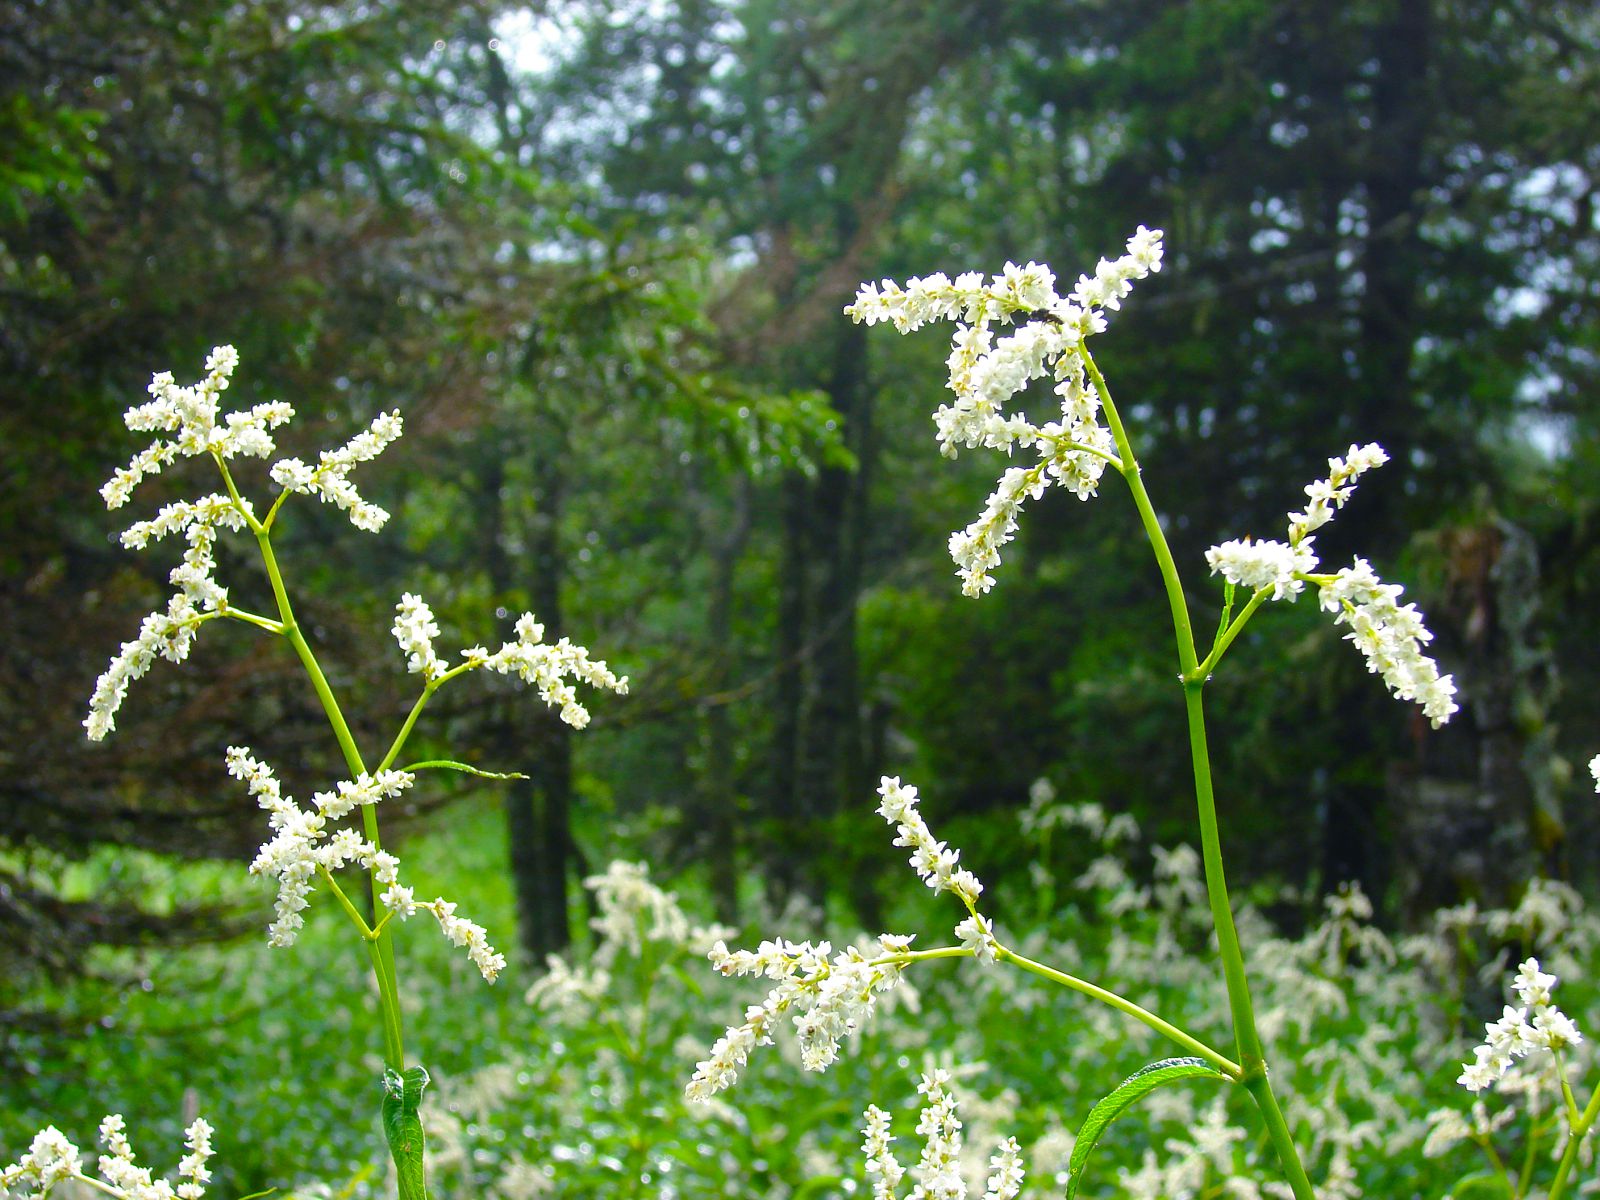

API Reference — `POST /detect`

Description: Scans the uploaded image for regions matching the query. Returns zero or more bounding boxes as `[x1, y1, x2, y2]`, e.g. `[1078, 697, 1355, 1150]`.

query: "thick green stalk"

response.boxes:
[1081, 346, 1316, 1198]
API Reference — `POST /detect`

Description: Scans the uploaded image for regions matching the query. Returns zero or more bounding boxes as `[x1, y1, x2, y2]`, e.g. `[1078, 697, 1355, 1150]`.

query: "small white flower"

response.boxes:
[955, 914, 1000, 965]
[101, 346, 290, 511]
[392, 592, 445, 681]
[227, 746, 501, 978]
[483, 617, 630, 729]
[861, 1105, 906, 1200]
[1286, 443, 1388, 542]
[427, 898, 508, 982]
[1, 1112, 216, 1199]
[85, 593, 206, 741]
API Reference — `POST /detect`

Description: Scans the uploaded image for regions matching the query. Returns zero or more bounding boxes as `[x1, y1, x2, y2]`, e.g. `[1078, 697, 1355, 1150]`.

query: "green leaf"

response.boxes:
[1065, 1057, 1231, 1200]
[1448, 1172, 1517, 1199]
[382, 1066, 431, 1200]
[397, 759, 529, 781]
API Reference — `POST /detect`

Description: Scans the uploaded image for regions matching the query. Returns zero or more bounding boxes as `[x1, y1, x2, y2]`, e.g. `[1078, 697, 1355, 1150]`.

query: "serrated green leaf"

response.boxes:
[382, 1066, 431, 1200]
[1065, 1057, 1231, 1200]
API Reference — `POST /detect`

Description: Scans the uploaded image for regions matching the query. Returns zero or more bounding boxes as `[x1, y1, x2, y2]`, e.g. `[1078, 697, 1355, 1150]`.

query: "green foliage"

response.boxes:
[1064, 1058, 1231, 1200]
[0, 93, 104, 224]
[11, 795, 1594, 1196]
[381, 1068, 431, 1200]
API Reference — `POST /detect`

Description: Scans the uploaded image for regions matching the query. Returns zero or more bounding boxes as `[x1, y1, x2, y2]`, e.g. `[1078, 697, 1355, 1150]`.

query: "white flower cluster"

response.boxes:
[1204, 443, 1458, 727]
[391, 595, 629, 728]
[1420, 1101, 1514, 1159]
[685, 932, 916, 1101]
[876, 777, 983, 904]
[846, 229, 1163, 596]
[100, 345, 292, 510]
[85, 594, 208, 742]
[482, 613, 630, 729]
[523, 952, 612, 1020]
[877, 777, 999, 963]
[85, 347, 411, 741]
[1, 1114, 213, 1199]
[1458, 957, 1583, 1093]
[270, 410, 403, 532]
[1316, 556, 1458, 727]
[1203, 537, 1318, 602]
[1300, 883, 1396, 973]
[583, 860, 728, 960]
[860, 1071, 1025, 1200]
[88, 346, 283, 741]
[392, 592, 445, 680]
[527, 861, 733, 1017]
[227, 747, 505, 981]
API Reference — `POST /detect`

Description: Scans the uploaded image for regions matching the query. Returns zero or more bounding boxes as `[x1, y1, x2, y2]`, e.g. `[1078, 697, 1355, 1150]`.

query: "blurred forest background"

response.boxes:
[2, 0, 1599, 1149]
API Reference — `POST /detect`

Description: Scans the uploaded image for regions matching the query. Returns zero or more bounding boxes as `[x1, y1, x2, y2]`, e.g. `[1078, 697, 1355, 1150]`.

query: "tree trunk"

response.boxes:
[702, 479, 753, 924]
[483, 394, 573, 961]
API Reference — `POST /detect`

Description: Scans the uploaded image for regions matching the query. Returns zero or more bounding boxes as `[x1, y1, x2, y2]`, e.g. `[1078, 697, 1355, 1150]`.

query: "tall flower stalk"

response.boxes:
[691, 230, 1461, 1198]
[81, 348, 628, 1197]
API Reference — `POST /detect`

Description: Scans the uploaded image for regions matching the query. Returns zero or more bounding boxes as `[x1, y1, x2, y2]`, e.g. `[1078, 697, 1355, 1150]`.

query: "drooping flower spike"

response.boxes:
[1204, 443, 1458, 727]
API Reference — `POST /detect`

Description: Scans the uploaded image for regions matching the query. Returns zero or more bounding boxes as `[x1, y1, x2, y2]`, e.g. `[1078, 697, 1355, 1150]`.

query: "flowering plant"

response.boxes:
[673, 229, 1580, 1200]
[9, 348, 627, 1199]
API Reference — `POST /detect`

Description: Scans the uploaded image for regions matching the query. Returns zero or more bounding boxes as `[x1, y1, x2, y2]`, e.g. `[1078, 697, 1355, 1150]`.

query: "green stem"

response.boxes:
[1195, 587, 1272, 679]
[223, 606, 287, 635]
[261, 484, 293, 533]
[1555, 1052, 1582, 1126]
[1082, 346, 1199, 677]
[321, 865, 376, 938]
[252, 523, 405, 1071]
[214, 454, 262, 535]
[998, 946, 1242, 1078]
[1518, 1131, 1536, 1198]
[1548, 1084, 1600, 1200]
[65, 1172, 128, 1198]
[1471, 1131, 1518, 1199]
[872, 946, 973, 967]
[378, 664, 473, 773]
[1181, 686, 1263, 1070]
[1081, 344, 1316, 1199]
[1044, 432, 1124, 471]
[873, 943, 1239, 1074]
[381, 683, 439, 774]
